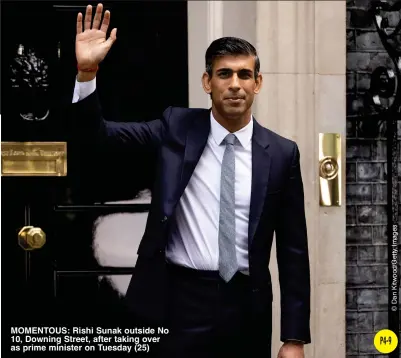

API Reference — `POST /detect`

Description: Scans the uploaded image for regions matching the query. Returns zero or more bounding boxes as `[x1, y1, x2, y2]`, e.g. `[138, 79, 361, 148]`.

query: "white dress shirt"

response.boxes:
[72, 78, 252, 272]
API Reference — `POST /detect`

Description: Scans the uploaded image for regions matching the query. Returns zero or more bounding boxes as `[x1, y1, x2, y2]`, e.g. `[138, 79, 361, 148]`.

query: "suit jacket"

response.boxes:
[72, 90, 311, 343]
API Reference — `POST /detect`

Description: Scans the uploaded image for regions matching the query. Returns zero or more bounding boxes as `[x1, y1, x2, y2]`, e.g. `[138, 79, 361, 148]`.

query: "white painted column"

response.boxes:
[187, 1, 223, 109]
[254, 1, 346, 357]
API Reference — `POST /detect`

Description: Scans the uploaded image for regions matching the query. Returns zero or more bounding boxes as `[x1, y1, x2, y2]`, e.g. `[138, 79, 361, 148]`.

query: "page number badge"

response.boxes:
[374, 329, 398, 353]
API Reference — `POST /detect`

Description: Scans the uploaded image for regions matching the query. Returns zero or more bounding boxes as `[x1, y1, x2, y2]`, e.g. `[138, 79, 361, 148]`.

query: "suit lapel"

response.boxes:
[248, 119, 271, 247]
[178, 109, 211, 197]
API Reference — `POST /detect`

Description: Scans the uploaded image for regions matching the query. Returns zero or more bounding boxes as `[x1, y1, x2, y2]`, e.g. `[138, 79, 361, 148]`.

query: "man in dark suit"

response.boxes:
[72, 4, 311, 358]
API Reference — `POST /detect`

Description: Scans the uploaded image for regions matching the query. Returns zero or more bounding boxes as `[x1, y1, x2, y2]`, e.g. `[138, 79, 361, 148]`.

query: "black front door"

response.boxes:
[2, 0, 188, 328]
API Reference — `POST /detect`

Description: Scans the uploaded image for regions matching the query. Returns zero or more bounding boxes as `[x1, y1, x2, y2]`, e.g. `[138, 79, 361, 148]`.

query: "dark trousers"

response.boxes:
[156, 263, 272, 358]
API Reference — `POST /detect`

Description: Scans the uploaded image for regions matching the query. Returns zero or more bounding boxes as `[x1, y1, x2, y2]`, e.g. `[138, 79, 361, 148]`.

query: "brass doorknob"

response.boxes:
[18, 226, 46, 250]
[319, 156, 339, 180]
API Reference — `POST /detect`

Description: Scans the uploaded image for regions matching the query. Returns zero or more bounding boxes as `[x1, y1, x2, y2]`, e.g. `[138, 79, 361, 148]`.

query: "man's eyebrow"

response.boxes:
[216, 68, 253, 73]
[239, 69, 254, 74]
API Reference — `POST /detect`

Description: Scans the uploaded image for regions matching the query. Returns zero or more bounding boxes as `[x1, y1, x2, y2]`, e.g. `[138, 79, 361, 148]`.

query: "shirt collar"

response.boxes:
[210, 111, 253, 148]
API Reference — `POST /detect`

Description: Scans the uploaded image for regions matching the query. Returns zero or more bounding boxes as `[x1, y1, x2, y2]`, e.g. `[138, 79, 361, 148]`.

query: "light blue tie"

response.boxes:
[218, 133, 238, 282]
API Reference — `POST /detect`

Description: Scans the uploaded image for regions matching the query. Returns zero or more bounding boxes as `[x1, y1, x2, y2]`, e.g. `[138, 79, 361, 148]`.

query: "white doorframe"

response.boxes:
[187, 1, 223, 109]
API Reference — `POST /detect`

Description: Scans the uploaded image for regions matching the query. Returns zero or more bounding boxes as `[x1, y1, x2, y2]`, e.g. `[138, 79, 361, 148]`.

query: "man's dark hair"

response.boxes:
[205, 37, 260, 79]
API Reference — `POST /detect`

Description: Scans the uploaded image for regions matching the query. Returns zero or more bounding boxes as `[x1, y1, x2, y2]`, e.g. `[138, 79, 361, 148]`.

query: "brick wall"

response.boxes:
[346, 0, 401, 357]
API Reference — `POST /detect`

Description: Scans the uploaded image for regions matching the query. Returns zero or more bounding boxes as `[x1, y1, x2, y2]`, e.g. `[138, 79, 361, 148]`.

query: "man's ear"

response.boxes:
[202, 72, 212, 95]
[254, 73, 263, 94]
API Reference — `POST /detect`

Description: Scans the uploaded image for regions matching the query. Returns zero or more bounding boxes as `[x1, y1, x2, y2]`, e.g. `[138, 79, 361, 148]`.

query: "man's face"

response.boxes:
[202, 55, 262, 119]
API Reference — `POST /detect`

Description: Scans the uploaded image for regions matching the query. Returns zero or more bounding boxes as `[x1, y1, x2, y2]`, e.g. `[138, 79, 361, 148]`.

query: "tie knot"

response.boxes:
[224, 133, 236, 146]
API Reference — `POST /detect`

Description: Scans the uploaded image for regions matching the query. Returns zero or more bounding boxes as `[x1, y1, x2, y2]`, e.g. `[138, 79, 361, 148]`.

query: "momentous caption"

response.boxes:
[10, 326, 169, 353]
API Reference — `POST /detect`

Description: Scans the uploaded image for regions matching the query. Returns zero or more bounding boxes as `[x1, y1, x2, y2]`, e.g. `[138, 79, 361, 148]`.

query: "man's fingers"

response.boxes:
[78, 4, 110, 34]
[105, 28, 117, 48]
[84, 4, 92, 30]
[92, 3, 103, 30]
[76, 12, 83, 34]
[100, 10, 110, 33]
[110, 28, 117, 42]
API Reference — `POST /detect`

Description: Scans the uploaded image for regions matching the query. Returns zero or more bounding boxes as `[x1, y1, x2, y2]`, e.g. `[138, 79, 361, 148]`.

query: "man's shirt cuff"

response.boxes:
[72, 77, 96, 103]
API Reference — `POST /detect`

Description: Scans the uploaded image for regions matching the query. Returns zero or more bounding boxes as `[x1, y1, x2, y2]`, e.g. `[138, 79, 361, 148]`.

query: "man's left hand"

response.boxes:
[277, 341, 305, 358]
